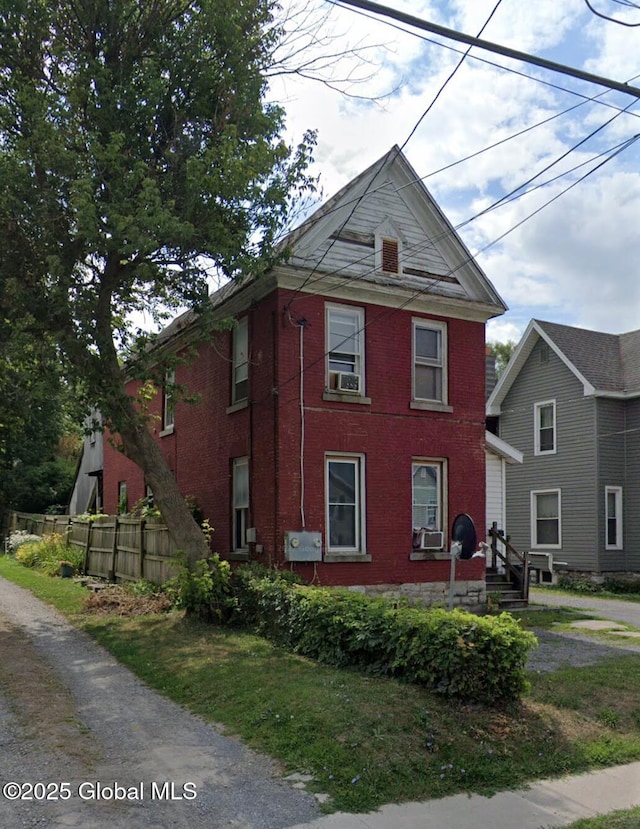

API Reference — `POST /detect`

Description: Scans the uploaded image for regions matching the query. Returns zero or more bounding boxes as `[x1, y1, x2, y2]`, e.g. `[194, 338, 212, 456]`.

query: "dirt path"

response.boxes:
[0, 577, 320, 829]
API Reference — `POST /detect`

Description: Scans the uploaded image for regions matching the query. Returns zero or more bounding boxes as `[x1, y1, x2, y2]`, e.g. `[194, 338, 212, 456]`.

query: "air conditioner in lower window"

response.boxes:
[336, 372, 360, 393]
[412, 529, 444, 550]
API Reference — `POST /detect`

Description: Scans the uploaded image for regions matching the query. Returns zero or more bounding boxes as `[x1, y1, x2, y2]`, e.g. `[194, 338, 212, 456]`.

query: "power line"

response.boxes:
[332, 0, 640, 98]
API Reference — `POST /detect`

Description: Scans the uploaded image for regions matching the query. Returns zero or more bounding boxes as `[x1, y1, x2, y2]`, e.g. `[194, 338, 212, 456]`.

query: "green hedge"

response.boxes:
[233, 573, 537, 705]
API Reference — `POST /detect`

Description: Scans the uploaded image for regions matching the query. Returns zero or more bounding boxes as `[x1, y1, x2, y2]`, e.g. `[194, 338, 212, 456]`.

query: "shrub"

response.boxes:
[13, 532, 83, 576]
[5, 530, 42, 556]
[233, 576, 537, 705]
[167, 553, 234, 622]
[602, 576, 640, 595]
[557, 575, 602, 593]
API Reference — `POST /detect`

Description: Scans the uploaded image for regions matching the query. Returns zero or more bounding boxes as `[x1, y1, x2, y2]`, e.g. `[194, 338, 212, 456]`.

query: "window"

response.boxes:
[534, 400, 556, 455]
[232, 457, 249, 551]
[162, 370, 175, 432]
[118, 481, 128, 515]
[531, 489, 561, 548]
[326, 304, 365, 394]
[232, 317, 249, 404]
[605, 486, 623, 550]
[412, 462, 442, 530]
[326, 455, 365, 552]
[413, 320, 447, 403]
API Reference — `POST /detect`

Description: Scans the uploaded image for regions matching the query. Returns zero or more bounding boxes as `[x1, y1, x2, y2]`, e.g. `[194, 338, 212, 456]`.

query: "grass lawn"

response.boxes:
[562, 807, 640, 828]
[3, 555, 640, 812]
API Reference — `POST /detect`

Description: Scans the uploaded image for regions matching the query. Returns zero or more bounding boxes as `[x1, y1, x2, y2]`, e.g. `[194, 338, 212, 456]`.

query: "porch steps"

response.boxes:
[486, 570, 529, 610]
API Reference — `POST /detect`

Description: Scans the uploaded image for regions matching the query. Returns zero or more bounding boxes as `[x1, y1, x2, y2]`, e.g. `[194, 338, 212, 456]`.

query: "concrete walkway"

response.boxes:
[291, 761, 640, 828]
[291, 589, 640, 829]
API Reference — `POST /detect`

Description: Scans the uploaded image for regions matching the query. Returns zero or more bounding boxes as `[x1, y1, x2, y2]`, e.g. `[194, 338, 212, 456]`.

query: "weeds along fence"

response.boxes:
[5, 511, 178, 585]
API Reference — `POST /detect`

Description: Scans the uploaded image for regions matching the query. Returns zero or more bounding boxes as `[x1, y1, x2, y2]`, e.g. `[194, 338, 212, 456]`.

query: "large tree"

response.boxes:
[0, 0, 315, 563]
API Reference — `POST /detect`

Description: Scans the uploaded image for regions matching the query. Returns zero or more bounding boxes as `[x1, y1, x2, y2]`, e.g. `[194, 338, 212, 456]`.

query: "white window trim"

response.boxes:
[534, 399, 556, 456]
[162, 369, 175, 433]
[232, 317, 249, 405]
[232, 457, 249, 552]
[325, 453, 366, 554]
[605, 485, 623, 550]
[530, 488, 562, 549]
[411, 459, 446, 532]
[325, 304, 365, 397]
[412, 318, 447, 405]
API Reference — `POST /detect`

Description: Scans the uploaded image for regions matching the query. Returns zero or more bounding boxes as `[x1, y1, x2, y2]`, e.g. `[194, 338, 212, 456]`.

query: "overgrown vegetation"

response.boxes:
[547, 575, 640, 600]
[2, 556, 640, 813]
[13, 532, 83, 577]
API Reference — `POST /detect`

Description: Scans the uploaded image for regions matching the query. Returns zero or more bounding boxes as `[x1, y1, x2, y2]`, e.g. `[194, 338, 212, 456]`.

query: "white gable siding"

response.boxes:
[290, 179, 468, 299]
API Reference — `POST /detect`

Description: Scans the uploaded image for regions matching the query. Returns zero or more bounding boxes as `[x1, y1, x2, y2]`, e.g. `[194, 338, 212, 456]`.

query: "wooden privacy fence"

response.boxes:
[6, 511, 179, 585]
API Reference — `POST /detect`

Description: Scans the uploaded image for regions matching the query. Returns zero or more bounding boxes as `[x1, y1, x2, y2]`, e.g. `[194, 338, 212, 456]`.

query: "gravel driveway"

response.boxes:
[0, 576, 320, 829]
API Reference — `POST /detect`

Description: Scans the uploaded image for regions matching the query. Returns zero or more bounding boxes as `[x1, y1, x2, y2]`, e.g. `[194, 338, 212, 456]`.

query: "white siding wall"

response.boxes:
[486, 450, 505, 532]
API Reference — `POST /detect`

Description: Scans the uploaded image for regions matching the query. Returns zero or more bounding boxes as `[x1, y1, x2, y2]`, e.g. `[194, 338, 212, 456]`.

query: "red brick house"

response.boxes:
[102, 146, 507, 606]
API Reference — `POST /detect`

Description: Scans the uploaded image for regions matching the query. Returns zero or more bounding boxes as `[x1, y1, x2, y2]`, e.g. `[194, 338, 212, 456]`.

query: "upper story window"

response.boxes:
[326, 304, 365, 396]
[162, 369, 175, 432]
[534, 400, 556, 455]
[232, 317, 249, 404]
[413, 319, 447, 404]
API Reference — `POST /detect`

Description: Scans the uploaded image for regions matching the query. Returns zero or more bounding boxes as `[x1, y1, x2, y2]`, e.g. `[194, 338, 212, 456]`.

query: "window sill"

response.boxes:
[324, 553, 371, 563]
[410, 551, 450, 561]
[410, 401, 453, 413]
[323, 392, 372, 405]
[227, 550, 250, 561]
[226, 400, 249, 415]
[159, 425, 175, 437]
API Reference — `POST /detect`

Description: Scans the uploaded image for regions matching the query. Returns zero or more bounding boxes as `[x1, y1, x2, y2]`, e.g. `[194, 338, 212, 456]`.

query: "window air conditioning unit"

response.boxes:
[336, 372, 360, 393]
[413, 529, 444, 550]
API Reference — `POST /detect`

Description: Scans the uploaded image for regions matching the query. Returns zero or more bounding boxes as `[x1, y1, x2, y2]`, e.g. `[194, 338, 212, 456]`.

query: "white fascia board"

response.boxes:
[485, 430, 523, 464]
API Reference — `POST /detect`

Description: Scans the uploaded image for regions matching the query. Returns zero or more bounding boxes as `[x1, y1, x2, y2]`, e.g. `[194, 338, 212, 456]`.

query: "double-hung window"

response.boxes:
[531, 489, 561, 548]
[605, 486, 623, 550]
[326, 304, 365, 395]
[162, 370, 175, 432]
[232, 317, 249, 404]
[534, 400, 556, 454]
[232, 457, 249, 551]
[413, 320, 447, 404]
[412, 462, 442, 531]
[326, 454, 365, 552]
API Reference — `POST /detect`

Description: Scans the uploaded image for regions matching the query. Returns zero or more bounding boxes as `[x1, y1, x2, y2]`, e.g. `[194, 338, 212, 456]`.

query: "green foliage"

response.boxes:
[167, 554, 233, 622]
[232, 576, 537, 704]
[557, 575, 602, 593]
[602, 576, 640, 595]
[13, 532, 83, 577]
[5, 531, 42, 555]
[486, 340, 517, 377]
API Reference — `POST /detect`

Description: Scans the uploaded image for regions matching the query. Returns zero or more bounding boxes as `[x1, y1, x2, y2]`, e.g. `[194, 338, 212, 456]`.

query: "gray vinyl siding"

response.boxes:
[625, 398, 640, 567]
[595, 399, 628, 571]
[500, 338, 598, 570]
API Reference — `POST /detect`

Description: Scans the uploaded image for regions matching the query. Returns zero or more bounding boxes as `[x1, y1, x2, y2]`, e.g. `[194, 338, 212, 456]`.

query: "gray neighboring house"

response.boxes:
[486, 319, 640, 575]
[68, 414, 103, 515]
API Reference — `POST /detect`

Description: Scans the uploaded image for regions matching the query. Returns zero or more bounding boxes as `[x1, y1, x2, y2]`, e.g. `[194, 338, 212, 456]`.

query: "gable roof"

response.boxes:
[155, 146, 507, 355]
[487, 319, 640, 414]
[282, 146, 507, 319]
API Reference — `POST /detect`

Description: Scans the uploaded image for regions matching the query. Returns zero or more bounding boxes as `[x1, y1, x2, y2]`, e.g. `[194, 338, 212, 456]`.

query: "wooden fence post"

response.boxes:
[139, 519, 146, 581]
[82, 520, 92, 576]
[109, 516, 119, 582]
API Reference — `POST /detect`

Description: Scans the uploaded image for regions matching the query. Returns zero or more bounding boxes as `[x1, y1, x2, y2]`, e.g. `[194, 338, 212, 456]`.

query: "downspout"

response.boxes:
[299, 322, 306, 529]
[273, 310, 279, 567]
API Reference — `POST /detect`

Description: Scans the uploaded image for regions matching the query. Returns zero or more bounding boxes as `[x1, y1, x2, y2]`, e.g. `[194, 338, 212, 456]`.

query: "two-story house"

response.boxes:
[487, 318, 640, 575]
[102, 146, 507, 605]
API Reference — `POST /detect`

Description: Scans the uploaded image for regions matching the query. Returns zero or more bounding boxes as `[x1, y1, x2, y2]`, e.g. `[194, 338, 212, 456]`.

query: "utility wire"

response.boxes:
[282, 0, 504, 311]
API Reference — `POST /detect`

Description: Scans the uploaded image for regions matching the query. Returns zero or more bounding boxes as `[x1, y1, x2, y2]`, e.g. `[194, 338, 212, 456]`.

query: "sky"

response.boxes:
[266, 0, 640, 344]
